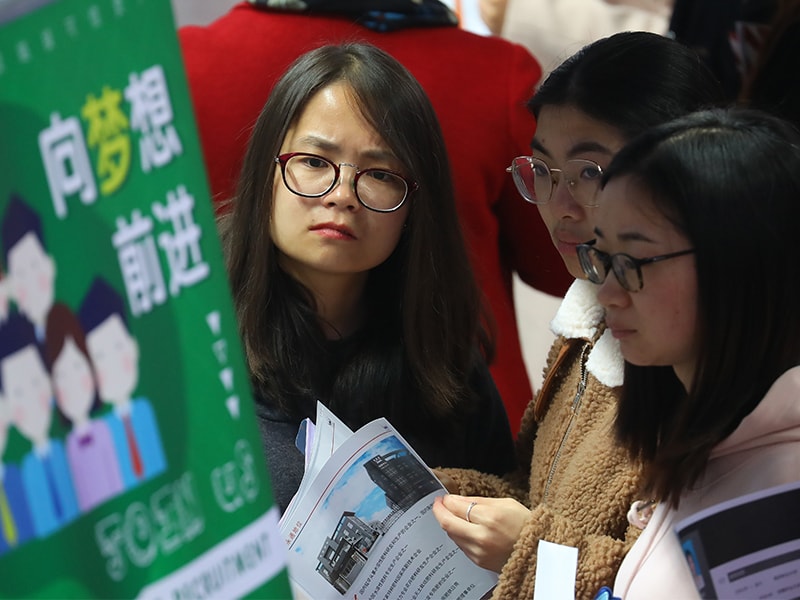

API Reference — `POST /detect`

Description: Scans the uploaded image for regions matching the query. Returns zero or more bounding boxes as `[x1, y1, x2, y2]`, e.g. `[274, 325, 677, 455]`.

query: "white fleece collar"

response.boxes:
[550, 279, 624, 388]
[551, 279, 605, 339]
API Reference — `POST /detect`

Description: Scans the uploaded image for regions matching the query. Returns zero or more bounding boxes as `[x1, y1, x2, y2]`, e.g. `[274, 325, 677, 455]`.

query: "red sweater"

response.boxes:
[178, 3, 572, 434]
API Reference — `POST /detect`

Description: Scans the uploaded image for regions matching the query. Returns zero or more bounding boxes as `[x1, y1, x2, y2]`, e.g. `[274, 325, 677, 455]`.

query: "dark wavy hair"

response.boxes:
[529, 31, 726, 136]
[604, 108, 800, 507]
[217, 43, 491, 434]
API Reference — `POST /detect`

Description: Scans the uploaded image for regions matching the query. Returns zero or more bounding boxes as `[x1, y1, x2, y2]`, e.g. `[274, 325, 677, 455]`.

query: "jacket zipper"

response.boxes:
[542, 341, 589, 503]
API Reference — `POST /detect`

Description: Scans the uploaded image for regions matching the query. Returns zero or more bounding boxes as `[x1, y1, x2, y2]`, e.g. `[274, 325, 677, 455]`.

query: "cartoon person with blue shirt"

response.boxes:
[0, 388, 34, 554]
[78, 277, 166, 489]
[0, 312, 79, 537]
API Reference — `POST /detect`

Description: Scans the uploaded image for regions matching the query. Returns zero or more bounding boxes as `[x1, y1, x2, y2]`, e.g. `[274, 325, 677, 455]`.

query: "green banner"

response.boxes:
[0, 0, 292, 597]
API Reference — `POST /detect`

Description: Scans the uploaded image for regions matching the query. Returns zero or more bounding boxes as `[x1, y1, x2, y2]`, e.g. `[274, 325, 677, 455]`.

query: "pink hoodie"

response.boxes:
[612, 367, 800, 599]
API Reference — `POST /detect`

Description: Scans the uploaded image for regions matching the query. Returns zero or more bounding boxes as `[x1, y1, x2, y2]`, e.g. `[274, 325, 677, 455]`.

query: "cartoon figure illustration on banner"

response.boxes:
[1, 195, 57, 343]
[0, 389, 35, 554]
[0, 312, 79, 537]
[46, 302, 124, 512]
[0, 267, 8, 323]
[78, 277, 166, 489]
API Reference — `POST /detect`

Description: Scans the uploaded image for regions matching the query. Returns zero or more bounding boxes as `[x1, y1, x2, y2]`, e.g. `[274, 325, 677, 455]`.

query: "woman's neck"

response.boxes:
[307, 273, 368, 340]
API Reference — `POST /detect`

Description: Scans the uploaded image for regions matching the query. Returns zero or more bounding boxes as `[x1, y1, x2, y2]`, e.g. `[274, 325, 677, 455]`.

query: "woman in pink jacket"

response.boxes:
[582, 107, 800, 599]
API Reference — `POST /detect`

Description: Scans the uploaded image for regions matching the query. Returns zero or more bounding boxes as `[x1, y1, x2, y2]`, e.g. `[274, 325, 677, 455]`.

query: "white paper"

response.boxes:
[280, 403, 354, 529]
[533, 539, 578, 600]
[279, 409, 498, 599]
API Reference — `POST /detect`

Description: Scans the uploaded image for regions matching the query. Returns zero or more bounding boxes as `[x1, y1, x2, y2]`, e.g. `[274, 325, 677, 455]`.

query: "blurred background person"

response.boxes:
[479, 0, 673, 82]
[738, 0, 799, 127]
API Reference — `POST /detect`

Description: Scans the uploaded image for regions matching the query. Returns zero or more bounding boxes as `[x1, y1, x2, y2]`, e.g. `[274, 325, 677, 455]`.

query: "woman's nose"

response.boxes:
[325, 164, 359, 210]
[549, 175, 587, 221]
[596, 269, 630, 309]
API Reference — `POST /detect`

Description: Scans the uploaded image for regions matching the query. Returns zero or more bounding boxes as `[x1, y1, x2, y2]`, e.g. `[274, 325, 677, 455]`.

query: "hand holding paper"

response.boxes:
[279, 402, 498, 599]
[432, 494, 531, 572]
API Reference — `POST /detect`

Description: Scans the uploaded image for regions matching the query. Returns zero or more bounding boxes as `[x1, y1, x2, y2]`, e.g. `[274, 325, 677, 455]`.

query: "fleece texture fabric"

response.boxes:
[440, 279, 643, 599]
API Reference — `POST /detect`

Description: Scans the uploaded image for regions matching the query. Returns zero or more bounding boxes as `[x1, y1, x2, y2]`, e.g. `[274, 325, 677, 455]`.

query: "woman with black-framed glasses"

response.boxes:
[216, 43, 517, 515]
[593, 108, 800, 600]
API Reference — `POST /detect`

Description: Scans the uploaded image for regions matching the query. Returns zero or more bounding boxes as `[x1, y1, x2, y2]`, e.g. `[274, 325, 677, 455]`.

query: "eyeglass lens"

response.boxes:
[578, 246, 641, 291]
[510, 157, 603, 207]
[282, 153, 408, 211]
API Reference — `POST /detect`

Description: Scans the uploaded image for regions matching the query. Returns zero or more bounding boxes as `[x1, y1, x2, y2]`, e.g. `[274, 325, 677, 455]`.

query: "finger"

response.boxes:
[437, 496, 486, 540]
[433, 512, 500, 570]
[433, 498, 485, 551]
[431, 496, 456, 526]
[440, 494, 481, 524]
[465, 501, 478, 524]
[432, 495, 467, 528]
[432, 500, 486, 565]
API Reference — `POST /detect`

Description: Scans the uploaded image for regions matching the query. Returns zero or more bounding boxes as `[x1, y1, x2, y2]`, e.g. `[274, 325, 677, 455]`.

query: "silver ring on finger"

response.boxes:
[465, 501, 477, 524]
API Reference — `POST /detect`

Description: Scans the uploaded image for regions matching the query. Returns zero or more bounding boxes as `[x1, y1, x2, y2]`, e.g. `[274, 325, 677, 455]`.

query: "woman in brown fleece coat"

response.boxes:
[431, 32, 725, 599]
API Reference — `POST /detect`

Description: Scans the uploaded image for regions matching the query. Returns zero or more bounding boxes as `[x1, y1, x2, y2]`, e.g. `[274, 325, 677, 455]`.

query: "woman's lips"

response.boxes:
[555, 236, 589, 256]
[310, 222, 356, 240]
[606, 319, 635, 339]
[553, 226, 592, 254]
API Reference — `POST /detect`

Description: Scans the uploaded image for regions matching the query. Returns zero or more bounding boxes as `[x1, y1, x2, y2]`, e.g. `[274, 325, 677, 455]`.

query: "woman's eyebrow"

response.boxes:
[595, 225, 659, 245]
[530, 139, 613, 159]
[293, 134, 337, 152]
[359, 148, 398, 163]
[293, 135, 396, 163]
[618, 231, 657, 243]
[530, 138, 550, 157]
[568, 141, 614, 157]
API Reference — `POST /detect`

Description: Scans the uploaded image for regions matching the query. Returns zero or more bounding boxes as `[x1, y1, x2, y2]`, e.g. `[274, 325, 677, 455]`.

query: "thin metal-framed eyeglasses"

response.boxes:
[275, 152, 418, 213]
[506, 156, 604, 207]
[576, 240, 695, 292]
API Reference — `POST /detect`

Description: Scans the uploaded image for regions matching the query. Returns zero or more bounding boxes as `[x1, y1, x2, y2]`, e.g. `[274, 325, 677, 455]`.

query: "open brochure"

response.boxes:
[279, 403, 498, 599]
[675, 480, 800, 599]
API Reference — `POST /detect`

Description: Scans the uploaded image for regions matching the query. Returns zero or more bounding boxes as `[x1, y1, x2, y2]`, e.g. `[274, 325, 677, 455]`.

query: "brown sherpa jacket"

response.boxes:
[439, 280, 643, 600]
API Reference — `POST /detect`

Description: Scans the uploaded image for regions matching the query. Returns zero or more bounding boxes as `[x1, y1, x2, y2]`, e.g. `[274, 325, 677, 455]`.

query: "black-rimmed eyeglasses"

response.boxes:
[275, 152, 418, 213]
[506, 156, 604, 207]
[577, 240, 695, 292]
